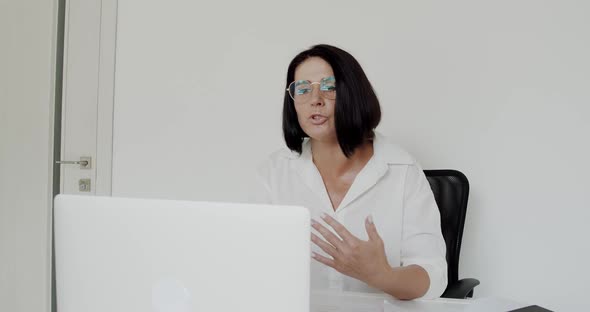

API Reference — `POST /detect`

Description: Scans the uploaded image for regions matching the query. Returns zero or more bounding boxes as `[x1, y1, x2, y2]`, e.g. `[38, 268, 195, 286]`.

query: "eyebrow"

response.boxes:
[294, 76, 335, 83]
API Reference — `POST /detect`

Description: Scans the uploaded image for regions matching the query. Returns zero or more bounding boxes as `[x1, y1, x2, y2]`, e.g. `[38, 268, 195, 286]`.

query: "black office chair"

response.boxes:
[424, 169, 480, 299]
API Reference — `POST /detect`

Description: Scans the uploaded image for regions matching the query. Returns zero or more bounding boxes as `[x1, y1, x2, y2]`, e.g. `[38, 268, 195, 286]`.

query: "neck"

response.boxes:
[310, 138, 373, 176]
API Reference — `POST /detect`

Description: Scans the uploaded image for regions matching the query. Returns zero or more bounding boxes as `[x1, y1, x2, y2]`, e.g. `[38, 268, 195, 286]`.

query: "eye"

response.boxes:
[295, 81, 312, 95]
[320, 77, 336, 91]
[296, 87, 311, 95]
[320, 81, 336, 92]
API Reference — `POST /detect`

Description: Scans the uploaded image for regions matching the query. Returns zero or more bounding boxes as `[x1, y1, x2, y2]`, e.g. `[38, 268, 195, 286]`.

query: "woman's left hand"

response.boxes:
[310, 213, 392, 287]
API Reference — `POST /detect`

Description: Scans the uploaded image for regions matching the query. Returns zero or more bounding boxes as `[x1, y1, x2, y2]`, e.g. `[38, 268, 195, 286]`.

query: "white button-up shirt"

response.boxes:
[253, 133, 448, 299]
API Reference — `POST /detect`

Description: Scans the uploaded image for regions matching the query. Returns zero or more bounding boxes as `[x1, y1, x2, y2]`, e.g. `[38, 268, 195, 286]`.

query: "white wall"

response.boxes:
[112, 1, 590, 310]
[0, 0, 58, 311]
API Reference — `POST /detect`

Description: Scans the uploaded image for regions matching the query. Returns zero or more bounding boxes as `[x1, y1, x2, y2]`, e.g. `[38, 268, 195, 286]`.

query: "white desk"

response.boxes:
[311, 290, 529, 312]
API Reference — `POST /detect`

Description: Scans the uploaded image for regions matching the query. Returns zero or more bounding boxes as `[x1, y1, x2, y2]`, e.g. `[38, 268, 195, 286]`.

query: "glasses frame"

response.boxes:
[286, 76, 336, 102]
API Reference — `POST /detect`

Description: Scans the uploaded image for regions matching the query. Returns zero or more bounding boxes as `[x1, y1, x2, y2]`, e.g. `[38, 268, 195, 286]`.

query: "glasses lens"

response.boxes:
[287, 77, 337, 101]
[289, 80, 312, 101]
[320, 76, 336, 99]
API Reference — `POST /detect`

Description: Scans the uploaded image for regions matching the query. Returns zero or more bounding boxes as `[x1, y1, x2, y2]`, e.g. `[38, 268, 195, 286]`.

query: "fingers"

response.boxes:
[364, 215, 382, 242]
[311, 233, 338, 258]
[320, 213, 357, 243]
[311, 251, 335, 268]
[311, 219, 347, 250]
[311, 214, 387, 283]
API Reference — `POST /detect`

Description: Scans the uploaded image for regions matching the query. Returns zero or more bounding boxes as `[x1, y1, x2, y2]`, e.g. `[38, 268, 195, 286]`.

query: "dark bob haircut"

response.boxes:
[282, 44, 381, 157]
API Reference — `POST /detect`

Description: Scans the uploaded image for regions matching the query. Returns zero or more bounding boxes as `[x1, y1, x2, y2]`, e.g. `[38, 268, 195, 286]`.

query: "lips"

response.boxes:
[309, 114, 328, 125]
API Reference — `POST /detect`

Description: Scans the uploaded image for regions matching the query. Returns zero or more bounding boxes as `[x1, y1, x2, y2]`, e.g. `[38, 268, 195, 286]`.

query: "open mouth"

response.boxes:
[310, 114, 328, 125]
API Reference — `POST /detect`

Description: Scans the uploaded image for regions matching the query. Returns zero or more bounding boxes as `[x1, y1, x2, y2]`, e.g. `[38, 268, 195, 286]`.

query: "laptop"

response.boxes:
[54, 194, 310, 312]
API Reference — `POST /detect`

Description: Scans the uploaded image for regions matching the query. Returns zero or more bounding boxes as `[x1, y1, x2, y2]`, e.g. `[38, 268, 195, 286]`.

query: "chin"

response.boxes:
[304, 127, 337, 143]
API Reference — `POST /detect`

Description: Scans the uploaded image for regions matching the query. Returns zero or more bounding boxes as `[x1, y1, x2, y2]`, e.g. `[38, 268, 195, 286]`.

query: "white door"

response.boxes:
[59, 0, 117, 195]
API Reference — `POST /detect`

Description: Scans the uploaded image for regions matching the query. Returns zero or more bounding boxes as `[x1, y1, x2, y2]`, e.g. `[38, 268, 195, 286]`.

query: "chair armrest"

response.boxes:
[442, 278, 480, 299]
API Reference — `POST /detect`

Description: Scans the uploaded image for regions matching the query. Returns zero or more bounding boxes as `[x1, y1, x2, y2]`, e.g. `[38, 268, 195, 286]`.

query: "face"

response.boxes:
[292, 57, 337, 143]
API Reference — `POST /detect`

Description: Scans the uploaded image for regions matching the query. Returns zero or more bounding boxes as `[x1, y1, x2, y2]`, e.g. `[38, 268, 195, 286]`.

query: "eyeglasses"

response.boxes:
[286, 76, 336, 102]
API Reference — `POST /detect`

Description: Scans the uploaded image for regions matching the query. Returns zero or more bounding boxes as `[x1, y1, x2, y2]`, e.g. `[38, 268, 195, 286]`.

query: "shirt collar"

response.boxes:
[290, 132, 414, 212]
[371, 132, 414, 166]
[289, 132, 414, 165]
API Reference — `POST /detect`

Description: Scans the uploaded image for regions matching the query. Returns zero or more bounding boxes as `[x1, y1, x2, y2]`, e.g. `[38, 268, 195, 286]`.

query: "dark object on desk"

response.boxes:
[509, 305, 553, 312]
[424, 170, 480, 299]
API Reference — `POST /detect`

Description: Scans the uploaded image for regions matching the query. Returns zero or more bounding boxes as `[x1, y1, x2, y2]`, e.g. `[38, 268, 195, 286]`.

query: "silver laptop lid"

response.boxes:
[54, 195, 310, 312]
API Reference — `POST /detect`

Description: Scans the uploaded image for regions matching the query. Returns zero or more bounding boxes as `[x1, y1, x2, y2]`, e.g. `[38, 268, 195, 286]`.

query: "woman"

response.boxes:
[254, 44, 447, 300]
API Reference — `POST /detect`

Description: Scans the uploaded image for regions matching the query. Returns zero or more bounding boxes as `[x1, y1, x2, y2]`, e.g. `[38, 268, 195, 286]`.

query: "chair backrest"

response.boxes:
[423, 169, 469, 287]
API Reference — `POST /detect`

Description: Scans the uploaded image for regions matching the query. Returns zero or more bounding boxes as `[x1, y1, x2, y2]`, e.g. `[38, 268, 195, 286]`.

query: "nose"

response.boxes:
[309, 85, 324, 107]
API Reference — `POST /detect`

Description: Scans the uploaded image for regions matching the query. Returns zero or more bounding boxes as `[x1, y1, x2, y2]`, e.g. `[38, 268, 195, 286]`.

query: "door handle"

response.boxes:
[56, 156, 92, 169]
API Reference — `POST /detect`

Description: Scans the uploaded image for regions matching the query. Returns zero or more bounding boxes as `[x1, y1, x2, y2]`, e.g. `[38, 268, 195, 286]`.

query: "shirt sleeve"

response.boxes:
[400, 164, 448, 299]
